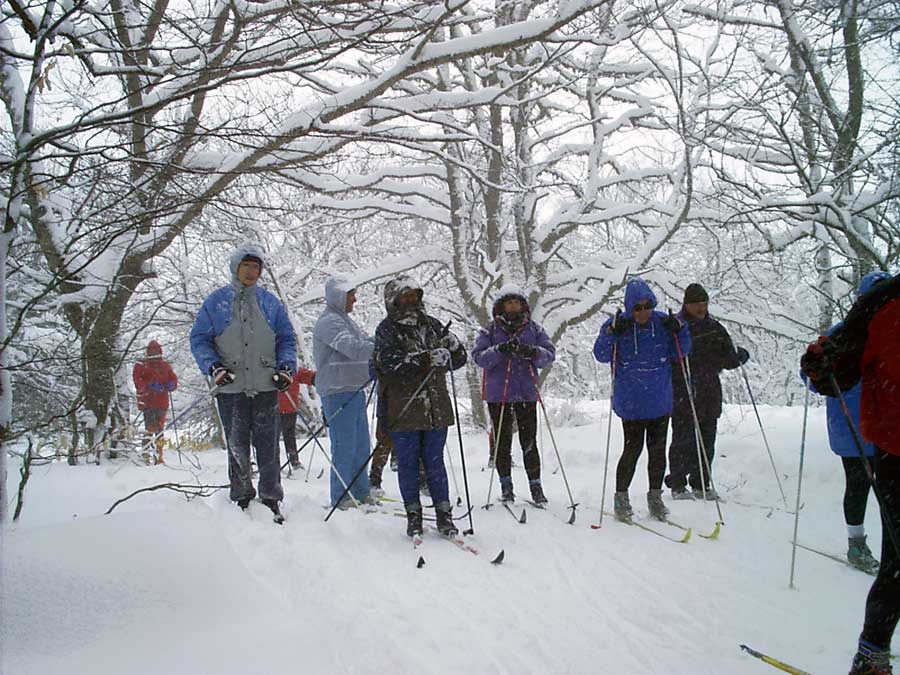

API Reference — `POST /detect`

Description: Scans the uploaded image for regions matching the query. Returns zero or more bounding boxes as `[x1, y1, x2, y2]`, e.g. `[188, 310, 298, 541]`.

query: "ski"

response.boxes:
[793, 542, 878, 576]
[502, 502, 527, 524]
[524, 500, 576, 525]
[739, 644, 813, 675]
[666, 518, 720, 540]
[592, 511, 690, 543]
[412, 527, 504, 564]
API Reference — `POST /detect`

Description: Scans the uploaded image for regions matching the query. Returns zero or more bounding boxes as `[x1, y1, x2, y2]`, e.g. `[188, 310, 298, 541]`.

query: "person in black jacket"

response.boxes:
[666, 284, 749, 500]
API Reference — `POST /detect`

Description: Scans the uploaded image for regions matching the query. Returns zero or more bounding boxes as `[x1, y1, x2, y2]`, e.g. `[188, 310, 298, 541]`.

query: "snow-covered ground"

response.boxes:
[2, 399, 877, 674]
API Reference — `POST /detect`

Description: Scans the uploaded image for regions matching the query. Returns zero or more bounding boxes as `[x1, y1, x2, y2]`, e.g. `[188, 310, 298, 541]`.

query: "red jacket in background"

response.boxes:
[860, 297, 900, 455]
[278, 368, 316, 413]
[133, 340, 179, 410]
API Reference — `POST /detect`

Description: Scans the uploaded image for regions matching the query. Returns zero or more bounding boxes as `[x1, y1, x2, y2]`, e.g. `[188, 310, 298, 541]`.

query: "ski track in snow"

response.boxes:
[1, 402, 877, 674]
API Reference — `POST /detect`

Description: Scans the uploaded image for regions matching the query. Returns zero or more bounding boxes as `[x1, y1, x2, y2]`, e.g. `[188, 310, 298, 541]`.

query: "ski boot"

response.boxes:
[435, 502, 459, 537]
[529, 480, 548, 505]
[237, 498, 251, 511]
[500, 476, 515, 502]
[671, 488, 694, 501]
[647, 489, 669, 522]
[262, 498, 285, 524]
[849, 642, 892, 674]
[289, 453, 303, 470]
[368, 473, 385, 499]
[613, 491, 633, 523]
[848, 536, 880, 573]
[693, 486, 718, 501]
[405, 503, 424, 538]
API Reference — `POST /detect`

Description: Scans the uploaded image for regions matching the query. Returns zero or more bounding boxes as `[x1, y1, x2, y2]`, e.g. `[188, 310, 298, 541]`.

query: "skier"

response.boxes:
[373, 276, 467, 538]
[801, 271, 900, 675]
[277, 367, 316, 469]
[666, 283, 749, 500]
[593, 278, 691, 523]
[472, 285, 556, 504]
[313, 276, 375, 509]
[132, 339, 178, 465]
[189, 244, 296, 521]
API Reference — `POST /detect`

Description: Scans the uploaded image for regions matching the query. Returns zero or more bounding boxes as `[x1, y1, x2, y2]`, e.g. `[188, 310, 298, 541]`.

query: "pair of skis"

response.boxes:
[591, 510, 720, 543]
[412, 527, 505, 567]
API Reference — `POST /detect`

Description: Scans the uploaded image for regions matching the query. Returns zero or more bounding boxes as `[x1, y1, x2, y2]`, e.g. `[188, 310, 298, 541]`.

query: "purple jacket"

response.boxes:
[472, 320, 556, 402]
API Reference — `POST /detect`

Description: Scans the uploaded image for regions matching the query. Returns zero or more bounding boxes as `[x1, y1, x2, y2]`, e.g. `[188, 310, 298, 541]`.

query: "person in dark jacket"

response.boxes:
[472, 285, 556, 504]
[594, 278, 691, 523]
[666, 283, 748, 501]
[801, 271, 900, 675]
[132, 340, 179, 465]
[277, 367, 316, 469]
[190, 244, 297, 521]
[373, 276, 467, 538]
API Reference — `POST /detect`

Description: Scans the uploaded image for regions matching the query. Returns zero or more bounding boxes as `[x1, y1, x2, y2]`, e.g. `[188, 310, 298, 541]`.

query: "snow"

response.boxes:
[2, 399, 876, 674]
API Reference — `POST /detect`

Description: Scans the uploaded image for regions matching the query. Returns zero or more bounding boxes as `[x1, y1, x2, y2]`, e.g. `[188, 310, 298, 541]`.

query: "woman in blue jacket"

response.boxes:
[594, 278, 691, 522]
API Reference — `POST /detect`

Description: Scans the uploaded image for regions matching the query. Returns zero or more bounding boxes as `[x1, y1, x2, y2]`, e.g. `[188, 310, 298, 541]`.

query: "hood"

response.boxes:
[228, 244, 267, 283]
[146, 340, 163, 358]
[858, 271, 892, 297]
[325, 276, 354, 314]
[383, 276, 424, 321]
[623, 278, 658, 313]
[491, 284, 531, 317]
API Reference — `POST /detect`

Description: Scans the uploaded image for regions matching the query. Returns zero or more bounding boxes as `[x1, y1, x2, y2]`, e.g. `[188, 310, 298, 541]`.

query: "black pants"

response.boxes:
[668, 414, 717, 491]
[616, 416, 669, 492]
[843, 455, 875, 527]
[488, 401, 540, 481]
[861, 449, 900, 648]
[217, 391, 283, 503]
[280, 412, 299, 462]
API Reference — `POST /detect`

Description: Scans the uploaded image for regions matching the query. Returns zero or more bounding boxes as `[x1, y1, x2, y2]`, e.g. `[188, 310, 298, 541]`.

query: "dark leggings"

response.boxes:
[842, 455, 875, 527]
[861, 449, 900, 648]
[488, 401, 540, 481]
[616, 417, 669, 492]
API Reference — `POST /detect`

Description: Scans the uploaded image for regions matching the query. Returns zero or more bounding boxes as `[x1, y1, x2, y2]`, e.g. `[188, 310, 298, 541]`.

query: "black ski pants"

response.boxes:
[280, 412, 299, 463]
[217, 391, 283, 504]
[488, 401, 541, 481]
[616, 416, 669, 492]
[842, 455, 875, 527]
[861, 449, 900, 648]
[668, 414, 717, 491]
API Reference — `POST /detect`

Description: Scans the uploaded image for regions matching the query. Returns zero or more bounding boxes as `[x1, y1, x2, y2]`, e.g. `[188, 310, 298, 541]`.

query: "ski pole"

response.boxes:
[596, 341, 616, 528]
[789, 386, 811, 589]
[529, 363, 577, 522]
[830, 373, 900, 562]
[741, 364, 788, 508]
[325, 369, 436, 522]
[483, 359, 513, 509]
[674, 335, 725, 525]
[739, 645, 812, 675]
[449, 365, 476, 535]
[168, 391, 183, 465]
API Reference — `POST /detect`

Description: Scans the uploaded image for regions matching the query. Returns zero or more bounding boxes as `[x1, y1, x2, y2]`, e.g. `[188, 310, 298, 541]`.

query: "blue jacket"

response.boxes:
[593, 279, 692, 420]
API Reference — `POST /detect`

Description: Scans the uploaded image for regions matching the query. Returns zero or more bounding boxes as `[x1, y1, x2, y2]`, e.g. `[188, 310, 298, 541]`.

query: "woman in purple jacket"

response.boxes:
[472, 286, 556, 504]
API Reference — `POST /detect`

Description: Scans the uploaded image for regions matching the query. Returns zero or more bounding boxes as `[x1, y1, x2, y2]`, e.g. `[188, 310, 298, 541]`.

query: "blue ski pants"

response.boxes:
[217, 391, 283, 503]
[323, 390, 371, 506]
[391, 428, 450, 506]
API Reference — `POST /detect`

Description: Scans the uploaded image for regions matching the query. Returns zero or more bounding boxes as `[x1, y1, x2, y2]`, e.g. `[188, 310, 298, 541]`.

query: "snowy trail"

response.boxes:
[2, 402, 880, 674]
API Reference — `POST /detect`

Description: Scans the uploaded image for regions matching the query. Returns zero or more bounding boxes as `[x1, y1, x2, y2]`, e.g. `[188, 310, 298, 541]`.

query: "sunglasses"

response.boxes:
[633, 303, 653, 312]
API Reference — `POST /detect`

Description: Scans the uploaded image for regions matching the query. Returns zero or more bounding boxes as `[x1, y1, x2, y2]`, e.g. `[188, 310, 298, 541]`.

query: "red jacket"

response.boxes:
[133, 341, 178, 411]
[860, 297, 900, 454]
[278, 368, 316, 413]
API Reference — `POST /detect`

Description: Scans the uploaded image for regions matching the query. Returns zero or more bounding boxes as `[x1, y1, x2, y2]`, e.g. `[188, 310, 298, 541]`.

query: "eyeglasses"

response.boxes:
[633, 303, 653, 312]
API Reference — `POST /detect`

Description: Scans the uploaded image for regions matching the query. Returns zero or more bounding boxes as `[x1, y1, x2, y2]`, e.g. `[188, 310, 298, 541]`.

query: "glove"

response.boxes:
[149, 383, 165, 393]
[516, 343, 537, 359]
[430, 348, 451, 368]
[310, 372, 316, 385]
[608, 311, 632, 337]
[165, 381, 176, 391]
[800, 337, 838, 396]
[661, 312, 682, 334]
[498, 338, 519, 355]
[210, 363, 235, 386]
[273, 368, 292, 392]
[736, 346, 750, 365]
[441, 332, 462, 351]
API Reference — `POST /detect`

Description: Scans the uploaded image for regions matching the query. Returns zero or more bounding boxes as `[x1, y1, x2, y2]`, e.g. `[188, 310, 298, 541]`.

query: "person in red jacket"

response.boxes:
[132, 340, 179, 464]
[802, 273, 900, 675]
[277, 368, 316, 468]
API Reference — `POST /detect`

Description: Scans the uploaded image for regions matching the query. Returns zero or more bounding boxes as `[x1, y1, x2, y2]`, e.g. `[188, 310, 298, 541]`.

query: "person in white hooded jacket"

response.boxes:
[313, 276, 375, 507]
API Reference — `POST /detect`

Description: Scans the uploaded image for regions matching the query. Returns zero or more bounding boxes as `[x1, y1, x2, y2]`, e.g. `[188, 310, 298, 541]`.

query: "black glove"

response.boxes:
[736, 346, 750, 365]
[661, 312, 682, 334]
[609, 311, 632, 337]
[441, 331, 462, 351]
[498, 338, 519, 355]
[210, 363, 235, 386]
[800, 337, 840, 396]
[273, 368, 292, 392]
[517, 343, 537, 359]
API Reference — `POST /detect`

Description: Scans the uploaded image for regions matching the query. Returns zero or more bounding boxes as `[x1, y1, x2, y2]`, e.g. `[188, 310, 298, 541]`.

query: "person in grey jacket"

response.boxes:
[190, 244, 296, 521]
[313, 276, 375, 508]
